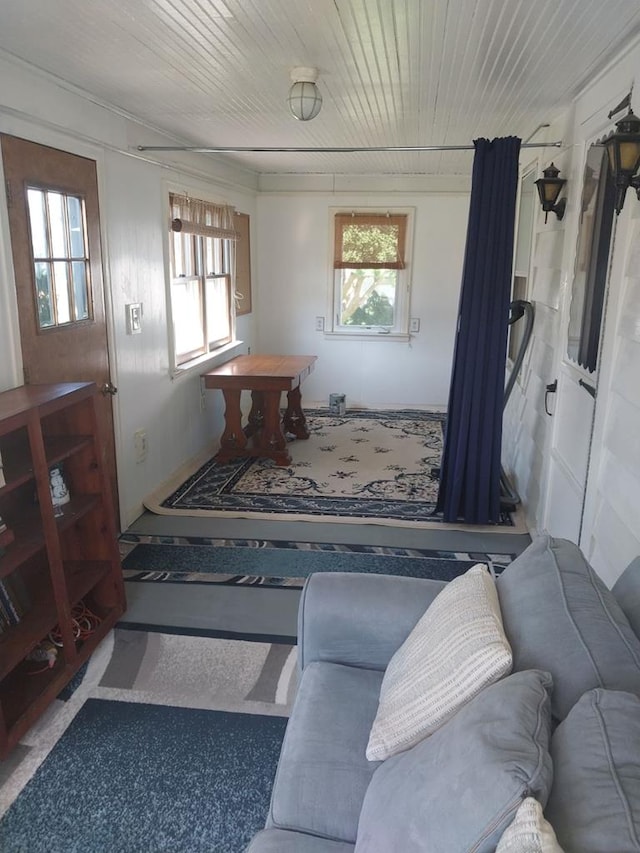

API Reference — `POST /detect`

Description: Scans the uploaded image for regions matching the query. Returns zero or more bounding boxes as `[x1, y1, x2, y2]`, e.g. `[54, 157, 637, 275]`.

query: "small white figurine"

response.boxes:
[49, 465, 70, 507]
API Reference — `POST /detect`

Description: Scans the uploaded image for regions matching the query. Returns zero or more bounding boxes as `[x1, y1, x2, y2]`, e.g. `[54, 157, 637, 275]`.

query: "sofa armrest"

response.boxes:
[298, 572, 446, 672]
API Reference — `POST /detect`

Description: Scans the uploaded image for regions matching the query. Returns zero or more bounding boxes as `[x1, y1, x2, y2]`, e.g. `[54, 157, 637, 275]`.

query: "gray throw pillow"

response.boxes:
[497, 534, 640, 720]
[354, 669, 554, 853]
[546, 688, 640, 852]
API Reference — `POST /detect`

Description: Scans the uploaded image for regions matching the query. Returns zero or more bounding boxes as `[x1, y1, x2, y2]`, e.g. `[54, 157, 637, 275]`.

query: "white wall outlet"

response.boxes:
[134, 428, 148, 463]
[315, 316, 325, 331]
[409, 317, 420, 333]
[126, 302, 143, 334]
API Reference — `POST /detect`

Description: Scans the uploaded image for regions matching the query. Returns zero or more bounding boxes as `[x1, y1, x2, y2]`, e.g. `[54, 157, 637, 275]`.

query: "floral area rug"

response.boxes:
[144, 408, 514, 528]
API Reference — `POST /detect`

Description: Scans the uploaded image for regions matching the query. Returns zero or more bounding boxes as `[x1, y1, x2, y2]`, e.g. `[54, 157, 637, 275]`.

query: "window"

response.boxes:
[567, 144, 615, 373]
[330, 210, 412, 336]
[26, 187, 92, 330]
[168, 193, 238, 368]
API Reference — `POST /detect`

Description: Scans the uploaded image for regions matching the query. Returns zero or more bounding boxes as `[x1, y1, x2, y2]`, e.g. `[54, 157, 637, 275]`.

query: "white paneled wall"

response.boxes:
[254, 192, 469, 408]
[0, 54, 258, 527]
[504, 40, 640, 583]
[2, 39, 640, 567]
[503, 219, 564, 534]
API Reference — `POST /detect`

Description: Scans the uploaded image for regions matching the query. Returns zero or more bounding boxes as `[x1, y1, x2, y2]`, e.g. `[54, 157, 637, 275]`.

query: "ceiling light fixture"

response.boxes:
[288, 67, 322, 122]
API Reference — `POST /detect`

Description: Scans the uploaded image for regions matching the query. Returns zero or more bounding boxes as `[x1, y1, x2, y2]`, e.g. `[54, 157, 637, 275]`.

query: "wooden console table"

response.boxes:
[203, 354, 317, 465]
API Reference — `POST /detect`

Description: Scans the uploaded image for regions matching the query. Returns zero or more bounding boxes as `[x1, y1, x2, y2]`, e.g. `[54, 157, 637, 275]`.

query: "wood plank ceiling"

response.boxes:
[0, 0, 639, 175]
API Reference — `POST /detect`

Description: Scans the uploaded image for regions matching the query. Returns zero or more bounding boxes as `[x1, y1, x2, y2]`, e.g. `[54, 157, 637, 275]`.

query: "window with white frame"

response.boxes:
[330, 210, 412, 335]
[168, 192, 238, 368]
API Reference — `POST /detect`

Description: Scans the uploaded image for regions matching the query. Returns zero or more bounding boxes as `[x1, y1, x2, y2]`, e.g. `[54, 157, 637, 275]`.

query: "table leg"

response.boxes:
[245, 390, 264, 437]
[215, 388, 247, 463]
[283, 386, 310, 439]
[259, 390, 291, 465]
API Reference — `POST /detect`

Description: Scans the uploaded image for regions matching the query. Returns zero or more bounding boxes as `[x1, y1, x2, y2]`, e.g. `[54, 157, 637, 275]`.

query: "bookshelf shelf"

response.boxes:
[0, 382, 126, 756]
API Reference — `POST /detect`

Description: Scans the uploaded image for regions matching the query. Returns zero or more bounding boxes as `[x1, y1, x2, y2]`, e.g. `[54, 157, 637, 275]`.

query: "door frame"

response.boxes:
[0, 119, 123, 526]
[578, 188, 632, 546]
[540, 120, 620, 549]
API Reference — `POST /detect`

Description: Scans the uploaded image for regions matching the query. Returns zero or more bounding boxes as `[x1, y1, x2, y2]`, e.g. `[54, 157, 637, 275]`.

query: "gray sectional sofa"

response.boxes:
[247, 535, 640, 852]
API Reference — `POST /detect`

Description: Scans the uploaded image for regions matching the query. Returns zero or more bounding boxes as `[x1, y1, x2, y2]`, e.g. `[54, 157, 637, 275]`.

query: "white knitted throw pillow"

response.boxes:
[496, 798, 564, 852]
[366, 563, 512, 761]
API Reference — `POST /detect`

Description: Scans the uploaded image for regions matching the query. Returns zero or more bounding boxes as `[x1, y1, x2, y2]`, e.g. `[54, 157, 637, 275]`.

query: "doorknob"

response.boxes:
[101, 382, 118, 396]
[544, 379, 557, 416]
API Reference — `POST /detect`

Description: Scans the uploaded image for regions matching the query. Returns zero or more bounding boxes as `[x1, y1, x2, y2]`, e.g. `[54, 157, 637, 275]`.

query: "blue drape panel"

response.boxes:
[436, 137, 521, 524]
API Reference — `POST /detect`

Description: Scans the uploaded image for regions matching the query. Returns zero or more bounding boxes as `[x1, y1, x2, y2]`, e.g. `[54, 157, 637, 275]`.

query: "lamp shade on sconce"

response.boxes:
[288, 67, 322, 121]
[602, 108, 640, 213]
[535, 163, 567, 222]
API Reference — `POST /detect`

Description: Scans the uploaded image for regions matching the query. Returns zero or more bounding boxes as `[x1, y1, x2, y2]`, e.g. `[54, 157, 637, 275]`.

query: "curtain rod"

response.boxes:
[137, 141, 562, 154]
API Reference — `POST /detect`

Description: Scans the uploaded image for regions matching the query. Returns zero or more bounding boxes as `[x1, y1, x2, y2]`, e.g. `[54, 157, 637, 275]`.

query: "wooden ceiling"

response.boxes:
[1, 0, 639, 175]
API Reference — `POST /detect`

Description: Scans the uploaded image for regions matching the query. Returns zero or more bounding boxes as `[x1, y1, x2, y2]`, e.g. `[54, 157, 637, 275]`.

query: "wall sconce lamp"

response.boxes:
[602, 107, 640, 214]
[535, 163, 567, 223]
[288, 67, 323, 121]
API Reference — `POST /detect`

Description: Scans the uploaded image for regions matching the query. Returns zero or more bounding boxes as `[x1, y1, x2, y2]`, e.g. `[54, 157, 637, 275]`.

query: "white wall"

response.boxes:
[502, 142, 569, 534]
[503, 38, 640, 584]
[0, 52, 259, 527]
[255, 191, 469, 408]
[7, 39, 639, 572]
[0, 49, 472, 531]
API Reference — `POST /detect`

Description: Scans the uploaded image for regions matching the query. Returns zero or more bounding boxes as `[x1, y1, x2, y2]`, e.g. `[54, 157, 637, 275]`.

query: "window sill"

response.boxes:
[170, 340, 244, 379]
[323, 331, 411, 342]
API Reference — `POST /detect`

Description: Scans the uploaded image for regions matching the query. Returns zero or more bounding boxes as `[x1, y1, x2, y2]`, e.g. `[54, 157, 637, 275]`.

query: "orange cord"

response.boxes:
[26, 601, 102, 675]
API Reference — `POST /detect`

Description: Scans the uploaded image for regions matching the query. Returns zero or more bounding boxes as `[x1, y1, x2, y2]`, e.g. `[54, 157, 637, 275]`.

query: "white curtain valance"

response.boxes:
[169, 193, 238, 240]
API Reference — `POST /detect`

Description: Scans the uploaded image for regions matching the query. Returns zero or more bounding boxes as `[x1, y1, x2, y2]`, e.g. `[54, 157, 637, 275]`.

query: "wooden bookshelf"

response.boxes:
[0, 382, 125, 756]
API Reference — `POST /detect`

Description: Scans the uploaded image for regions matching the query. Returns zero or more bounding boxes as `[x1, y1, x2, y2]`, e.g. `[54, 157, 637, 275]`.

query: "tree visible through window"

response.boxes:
[26, 187, 91, 330]
[332, 212, 410, 334]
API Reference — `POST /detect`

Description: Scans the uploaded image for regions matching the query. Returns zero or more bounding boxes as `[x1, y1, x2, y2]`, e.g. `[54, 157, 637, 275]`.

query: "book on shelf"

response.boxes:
[0, 448, 4, 489]
[0, 574, 30, 632]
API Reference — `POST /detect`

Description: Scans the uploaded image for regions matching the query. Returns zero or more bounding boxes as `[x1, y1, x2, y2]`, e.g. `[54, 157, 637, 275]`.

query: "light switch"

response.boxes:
[126, 303, 143, 334]
[409, 317, 420, 333]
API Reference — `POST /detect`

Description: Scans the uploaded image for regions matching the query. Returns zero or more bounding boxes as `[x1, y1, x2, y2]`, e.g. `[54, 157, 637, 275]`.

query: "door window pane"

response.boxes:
[27, 189, 49, 257]
[47, 192, 66, 257]
[35, 262, 54, 328]
[72, 261, 89, 320]
[26, 187, 92, 330]
[67, 196, 85, 258]
[53, 261, 71, 324]
[567, 145, 615, 372]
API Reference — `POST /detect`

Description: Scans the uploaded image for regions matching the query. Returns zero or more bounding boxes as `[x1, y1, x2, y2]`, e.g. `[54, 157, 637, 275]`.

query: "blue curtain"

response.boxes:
[436, 136, 521, 524]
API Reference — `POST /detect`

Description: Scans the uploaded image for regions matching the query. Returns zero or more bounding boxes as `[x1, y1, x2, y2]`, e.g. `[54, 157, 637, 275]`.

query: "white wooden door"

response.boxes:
[544, 143, 616, 543]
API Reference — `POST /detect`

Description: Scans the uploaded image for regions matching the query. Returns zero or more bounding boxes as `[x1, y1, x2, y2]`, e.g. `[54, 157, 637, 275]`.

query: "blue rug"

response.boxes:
[121, 537, 513, 586]
[147, 408, 513, 527]
[0, 699, 287, 853]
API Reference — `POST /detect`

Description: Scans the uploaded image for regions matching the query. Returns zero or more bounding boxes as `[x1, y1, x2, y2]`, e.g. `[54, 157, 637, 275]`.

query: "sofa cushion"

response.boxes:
[367, 563, 512, 760]
[355, 669, 553, 853]
[495, 798, 564, 852]
[612, 557, 640, 639]
[269, 661, 383, 843]
[546, 688, 640, 852]
[497, 535, 640, 720]
[248, 829, 355, 853]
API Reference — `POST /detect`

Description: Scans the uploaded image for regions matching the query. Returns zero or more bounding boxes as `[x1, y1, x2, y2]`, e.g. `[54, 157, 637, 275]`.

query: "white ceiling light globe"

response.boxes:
[288, 67, 323, 121]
